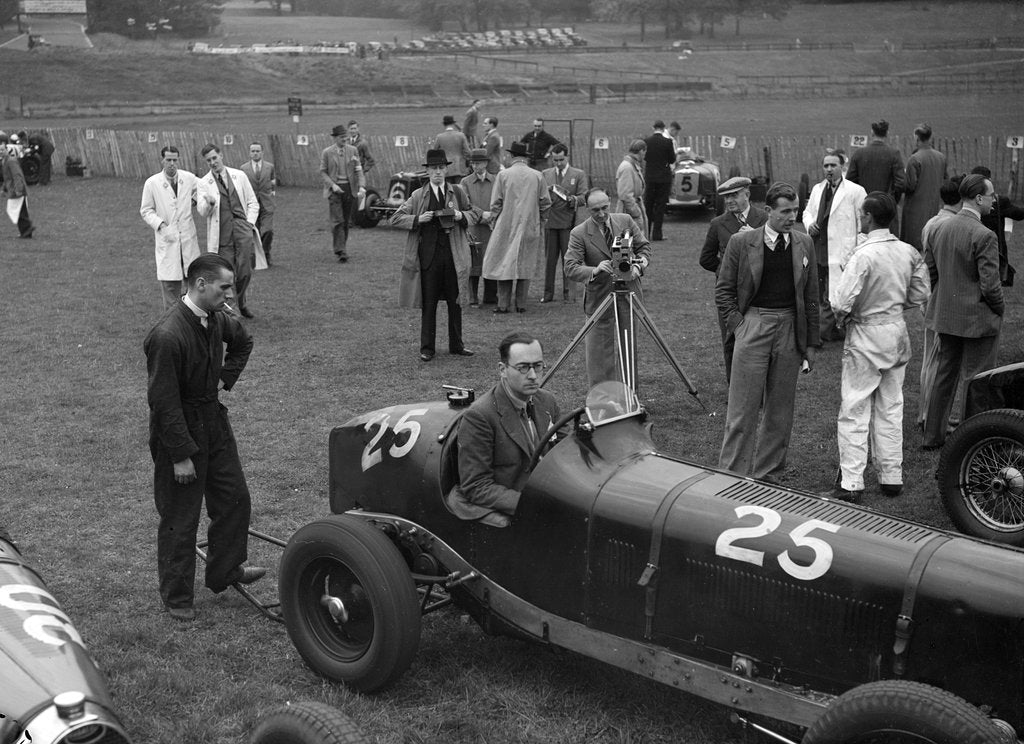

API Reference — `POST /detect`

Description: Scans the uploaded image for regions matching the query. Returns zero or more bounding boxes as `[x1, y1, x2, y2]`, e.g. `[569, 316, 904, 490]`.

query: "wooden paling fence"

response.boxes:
[52, 129, 1022, 198]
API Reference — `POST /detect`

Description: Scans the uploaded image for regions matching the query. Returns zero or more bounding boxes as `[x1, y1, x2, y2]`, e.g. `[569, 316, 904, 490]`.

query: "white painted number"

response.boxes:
[389, 408, 428, 459]
[714, 505, 781, 566]
[1007, 136, 1024, 150]
[778, 519, 841, 580]
[715, 505, 840, 581]
[360, 409, 427, 471]
[0, 584, 84, 648]
[850, 135, 868, 148]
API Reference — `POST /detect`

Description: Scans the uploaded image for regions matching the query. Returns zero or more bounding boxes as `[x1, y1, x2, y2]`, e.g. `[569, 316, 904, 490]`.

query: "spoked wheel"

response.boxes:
[801, 680, 1005, 744]
[937, 409, 1024, 546]
[279, 516, 420, 692]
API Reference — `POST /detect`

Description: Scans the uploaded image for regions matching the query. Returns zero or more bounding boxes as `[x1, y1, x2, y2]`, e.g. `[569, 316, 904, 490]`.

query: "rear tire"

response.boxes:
[936, 408, 1024, 546]
[21, 153, 41, 185]
[251, 701, 368, 744]
[801, 680, 1004, 744]
[279, 516, 421, 692]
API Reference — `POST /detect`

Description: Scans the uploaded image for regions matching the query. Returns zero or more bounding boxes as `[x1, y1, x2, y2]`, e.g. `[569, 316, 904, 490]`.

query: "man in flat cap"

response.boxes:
[699, 176, 767, 382]
[802, 150, 867, 342]
[320, 124, 366, 262]
[432, 115, 472, 184]
[392, 149, 475, 361]
[484, 141, 551, 313]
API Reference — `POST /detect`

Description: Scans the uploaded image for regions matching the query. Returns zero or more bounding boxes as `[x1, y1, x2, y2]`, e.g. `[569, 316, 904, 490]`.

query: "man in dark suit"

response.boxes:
[643, 120, 677, 241]
[846, 119, 906, 234]
[391, 149, 475, 362]
[716, 182, 821, 481]
[445, 332, 560, 527]
[922, 174, 1004, 449]
[241, 142, 277, 266]
[540, 143, 589, 303]
[699, 176, 767, 382]
[564, 188, 651, 387]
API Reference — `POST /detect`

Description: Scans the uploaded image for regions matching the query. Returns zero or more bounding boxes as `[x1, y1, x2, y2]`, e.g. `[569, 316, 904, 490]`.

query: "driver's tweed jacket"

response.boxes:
[446, 382, 560, 527]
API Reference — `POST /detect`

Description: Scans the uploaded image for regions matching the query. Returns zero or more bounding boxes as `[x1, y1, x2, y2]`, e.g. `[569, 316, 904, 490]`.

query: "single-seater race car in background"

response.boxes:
[666, 147, 722, 215]
[277, 381, 1024, 744]
[0, 533, 132, 744]
[351, 168, 429, 228]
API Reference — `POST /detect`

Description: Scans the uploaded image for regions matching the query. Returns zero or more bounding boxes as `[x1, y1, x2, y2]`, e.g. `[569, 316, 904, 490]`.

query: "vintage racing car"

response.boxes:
[666, 147, 721, 214]
[351, 168, 430, 228]
[0, 532, 131, 744]
[937, 361, 1024, 547]
[277, 383, 1023, 744]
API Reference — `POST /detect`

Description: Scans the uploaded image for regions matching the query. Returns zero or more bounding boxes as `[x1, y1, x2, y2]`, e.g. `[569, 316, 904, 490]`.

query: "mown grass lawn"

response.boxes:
[1, 174, 1021, 742]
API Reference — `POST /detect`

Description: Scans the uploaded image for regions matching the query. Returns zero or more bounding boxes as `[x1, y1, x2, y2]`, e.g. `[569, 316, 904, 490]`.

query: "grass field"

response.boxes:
[2, 175, 1023, 743]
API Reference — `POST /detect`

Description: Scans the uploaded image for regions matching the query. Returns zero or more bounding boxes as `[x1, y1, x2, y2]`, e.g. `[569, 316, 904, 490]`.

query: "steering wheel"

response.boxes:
[526, 406, 586, 474]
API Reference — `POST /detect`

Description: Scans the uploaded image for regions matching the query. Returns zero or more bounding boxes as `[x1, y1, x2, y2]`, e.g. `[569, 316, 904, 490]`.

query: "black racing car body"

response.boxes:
[279, 387, 1023, 742]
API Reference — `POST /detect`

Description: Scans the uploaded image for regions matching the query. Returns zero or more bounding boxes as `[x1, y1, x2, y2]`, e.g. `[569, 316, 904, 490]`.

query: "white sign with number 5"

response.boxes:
[715, 505, 841, 581]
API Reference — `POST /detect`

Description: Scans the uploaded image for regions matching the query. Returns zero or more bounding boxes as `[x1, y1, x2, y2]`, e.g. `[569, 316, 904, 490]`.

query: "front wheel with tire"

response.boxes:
[936, 408, 1024, 546]
[250, 701, 368, 744]
[279, 515, 421, 692]
[801, 680, 1004, 744]
[352, 189, 382, 228]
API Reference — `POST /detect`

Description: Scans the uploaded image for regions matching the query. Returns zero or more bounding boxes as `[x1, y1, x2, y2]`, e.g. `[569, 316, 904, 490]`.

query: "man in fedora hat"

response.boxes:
[432, 115, 472, 184]
[485, 141, 551, 313]
[699, 176, 768, 382]
[319, 124, 366, 262]
[391, 149, 475, 361]
[462, 148, 499, 306]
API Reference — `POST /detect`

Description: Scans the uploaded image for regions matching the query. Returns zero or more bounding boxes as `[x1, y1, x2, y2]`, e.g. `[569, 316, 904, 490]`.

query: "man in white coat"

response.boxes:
[831, 192, 930, 502]
[484, 141, 551, 313]
[197, 144, 262, 319]
[802, 150, 866, 342]
[140, 145, 201, 308]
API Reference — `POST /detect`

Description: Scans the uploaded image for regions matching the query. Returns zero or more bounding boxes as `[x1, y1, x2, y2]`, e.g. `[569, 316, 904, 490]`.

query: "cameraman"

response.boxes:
[565, 188, 651, 387]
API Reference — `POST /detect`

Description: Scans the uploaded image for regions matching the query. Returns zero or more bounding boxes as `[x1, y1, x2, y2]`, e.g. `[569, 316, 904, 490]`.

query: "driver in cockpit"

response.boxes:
[445, 332, 561, 527]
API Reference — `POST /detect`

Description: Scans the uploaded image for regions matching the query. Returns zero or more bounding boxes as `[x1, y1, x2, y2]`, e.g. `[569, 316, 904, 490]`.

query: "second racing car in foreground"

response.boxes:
[277, 383, 1023, 744]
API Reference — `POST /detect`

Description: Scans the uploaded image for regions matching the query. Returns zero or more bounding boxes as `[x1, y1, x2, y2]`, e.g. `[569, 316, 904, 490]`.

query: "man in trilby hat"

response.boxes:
[319, 124, 366, 262]
[391, 149, 476, 361]
[484, 141, 551, 313]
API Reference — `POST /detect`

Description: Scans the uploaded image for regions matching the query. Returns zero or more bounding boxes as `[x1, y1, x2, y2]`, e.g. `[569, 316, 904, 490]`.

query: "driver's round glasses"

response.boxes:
[510, 362, 546, 374]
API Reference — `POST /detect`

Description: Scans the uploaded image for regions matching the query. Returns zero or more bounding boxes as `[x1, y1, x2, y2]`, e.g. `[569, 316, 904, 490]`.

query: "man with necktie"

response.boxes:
[564, 188, 651, 388]
[699, 176, 768, 382]
[140, 145, 201, 308]
[241, 142, 277, 267]
[445, 332, 561, 527]
[716, 182, 821, 481]
[197, 144, 261, 319]
[391, 149, 476, 362]
[540, 143, 589, 303]
[802, 150, 867, 342]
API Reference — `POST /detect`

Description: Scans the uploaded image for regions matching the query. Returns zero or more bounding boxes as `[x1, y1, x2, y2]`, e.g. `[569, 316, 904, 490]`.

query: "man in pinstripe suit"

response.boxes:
[921, 174, 1003, 449]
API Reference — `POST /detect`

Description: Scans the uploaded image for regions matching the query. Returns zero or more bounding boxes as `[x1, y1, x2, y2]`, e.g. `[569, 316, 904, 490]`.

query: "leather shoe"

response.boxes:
[516, 307, 526, 313]
[493, 308, 509, 314]
[235, 566, 267, 585]
[450, 348, 475, 357]
[240, 307, 254, 319]
[920, 443, 942, 452]
[19, 228, 34, 239]
[880, 483, 903, 497]
[419, 351, 434, 362]
[168, 606, 196, 622]
[540, 298, 553, 303]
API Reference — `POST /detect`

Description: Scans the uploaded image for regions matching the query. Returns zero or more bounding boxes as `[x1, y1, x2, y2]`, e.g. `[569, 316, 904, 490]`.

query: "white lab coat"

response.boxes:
[802, 177, 867, 304]
[139, 169, 201, 281]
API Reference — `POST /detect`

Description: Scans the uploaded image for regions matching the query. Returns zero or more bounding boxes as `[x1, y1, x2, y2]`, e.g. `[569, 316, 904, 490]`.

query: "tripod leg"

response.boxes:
[632, 301, 702, 400]
[541, 293, 617, 387]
